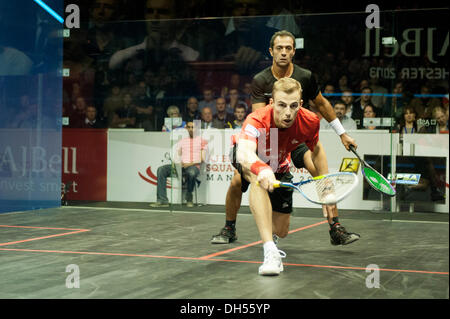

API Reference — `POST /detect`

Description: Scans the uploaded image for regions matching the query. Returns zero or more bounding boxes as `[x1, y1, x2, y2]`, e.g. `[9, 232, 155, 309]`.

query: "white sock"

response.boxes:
[263, 241, 277, 255]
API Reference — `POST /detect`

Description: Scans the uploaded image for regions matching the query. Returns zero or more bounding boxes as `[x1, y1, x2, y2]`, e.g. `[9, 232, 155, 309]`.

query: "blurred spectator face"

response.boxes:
[338, 75, 348, 88]
[334, 103, 347, 121]
[434, 109, 448, 127]
[364, 105, 376, 118]
[187, 97, 198, 113]
[230, 74, 240, 89]
[201, 107, 213, 123]
[20, 95, 30, 107]
[216, 98, 226, 113]
[341, 90, 353, 105]
[92, 0, 117, 24]
[123, 94, 132, 105]
[361, 88, 372, 103]
[229, 89, 239, 101]
[145, 0, 173, 20]
[203, 89, 214, 102]
[86, 106, 97, 121]
[394, 82, 403, 94]
[232, 0, 259, 16]
[243, 83, 252, 95]
[404, 108, 416, 124]
[360, 80, 369, 90]
[270, 35, 295, 68]
[234, 107, 246, 121]
[324, 85, 335, 94]
[76, 97, 86, 111]
[167, 107, 180, 118]
[420, 86, 430, 95]
[145, 0, 174, 36]
[185, 121, 194, 137]
[111, 86, 121, 96]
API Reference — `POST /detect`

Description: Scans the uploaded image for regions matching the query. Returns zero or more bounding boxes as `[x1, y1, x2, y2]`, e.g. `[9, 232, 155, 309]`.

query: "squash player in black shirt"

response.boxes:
[211, 30, 360, 246]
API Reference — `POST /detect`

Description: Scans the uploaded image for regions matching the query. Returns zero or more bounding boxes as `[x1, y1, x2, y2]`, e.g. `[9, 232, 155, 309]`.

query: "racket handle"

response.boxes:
[255, 181, 281, 188]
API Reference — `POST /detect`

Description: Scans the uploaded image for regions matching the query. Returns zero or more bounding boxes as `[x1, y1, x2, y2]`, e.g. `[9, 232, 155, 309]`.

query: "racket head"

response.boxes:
[285, 172, 359, 205]
[361, 166, 396, 196]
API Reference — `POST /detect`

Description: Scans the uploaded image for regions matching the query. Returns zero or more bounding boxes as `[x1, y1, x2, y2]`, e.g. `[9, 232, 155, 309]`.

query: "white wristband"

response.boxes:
[329, 118, 346, 136]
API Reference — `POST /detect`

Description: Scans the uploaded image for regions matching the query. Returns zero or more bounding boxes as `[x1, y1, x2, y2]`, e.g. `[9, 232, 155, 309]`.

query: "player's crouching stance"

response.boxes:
[234, 78, 359, 275]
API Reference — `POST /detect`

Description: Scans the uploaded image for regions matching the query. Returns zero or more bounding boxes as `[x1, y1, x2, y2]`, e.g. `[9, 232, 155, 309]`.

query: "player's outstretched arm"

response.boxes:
[236, 139, 277, 192]
[313, 92, 357, 151]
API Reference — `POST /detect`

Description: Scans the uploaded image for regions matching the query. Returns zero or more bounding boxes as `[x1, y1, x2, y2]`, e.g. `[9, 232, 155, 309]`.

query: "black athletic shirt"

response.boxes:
[251, 64, 320, 107]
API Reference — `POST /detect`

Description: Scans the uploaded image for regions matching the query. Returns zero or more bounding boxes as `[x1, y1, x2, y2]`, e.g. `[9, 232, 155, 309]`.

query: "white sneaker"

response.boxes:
[258, 249, 286, 276]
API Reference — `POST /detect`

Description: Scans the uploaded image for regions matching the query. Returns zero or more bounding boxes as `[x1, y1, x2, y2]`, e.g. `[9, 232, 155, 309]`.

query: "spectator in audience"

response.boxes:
[212, 97, 234, 128]
[337, 74, 350, 93]
[200, 106, 214, 129]
[323, 83, 337, 105]
[242, 82, 252, 106]
[420, 106, 449, 134]
[410, 85, 442, 120]
[182, 97, 201, 122]
[227, 88, 249, 113]
[80, 105, 107, 128]
[231, 104, 247, 129]
[397, 106, 418, 135]
[162, 105, 186, 132]
[341, 89, 355, 118]
[369, 78, 387, 111]
[198, 88, 216, 112]
[320, 101, 357, 131]
[362, 104, 378, 130]
[387, 81, 408, 120]
[69, 96, 88, 128]
[353, 86, 374, 129]
[150, 121, 208, 208]
[9, 96, 54, 129]
[111, 93, 137, 128]
[103, 85, 123, 126]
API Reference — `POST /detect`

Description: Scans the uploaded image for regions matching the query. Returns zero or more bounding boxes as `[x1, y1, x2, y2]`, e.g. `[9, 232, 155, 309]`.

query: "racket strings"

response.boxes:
[301, 174, 357, 203]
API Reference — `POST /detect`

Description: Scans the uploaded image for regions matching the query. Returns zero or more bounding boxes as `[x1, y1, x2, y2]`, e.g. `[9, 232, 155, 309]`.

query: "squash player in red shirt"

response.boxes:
[211, 30, 359, 247]
[233, 77, 358, 275]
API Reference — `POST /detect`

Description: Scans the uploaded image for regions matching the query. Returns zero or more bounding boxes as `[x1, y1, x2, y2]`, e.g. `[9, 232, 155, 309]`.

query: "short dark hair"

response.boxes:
[234, 104, 246, 111]
[270, 30, 295, 49]
[334, 101, 347, 109]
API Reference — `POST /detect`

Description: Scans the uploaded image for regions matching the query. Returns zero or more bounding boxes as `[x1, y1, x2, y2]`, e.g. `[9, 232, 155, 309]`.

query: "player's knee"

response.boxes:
[230, 173, 242, 189]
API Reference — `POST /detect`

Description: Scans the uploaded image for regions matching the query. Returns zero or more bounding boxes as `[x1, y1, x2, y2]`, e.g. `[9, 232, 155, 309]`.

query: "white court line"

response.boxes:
[383, 219, 448, 224]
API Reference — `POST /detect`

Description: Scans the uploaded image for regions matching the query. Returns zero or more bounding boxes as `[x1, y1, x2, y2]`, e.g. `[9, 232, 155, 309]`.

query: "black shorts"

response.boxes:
[230, 145, 294, 214]
[291, 143, 310, 169]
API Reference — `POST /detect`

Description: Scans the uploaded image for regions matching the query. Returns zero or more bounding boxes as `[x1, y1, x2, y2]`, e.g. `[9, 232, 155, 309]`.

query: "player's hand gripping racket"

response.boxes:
[267, 172, 358, 205]
[349, 145, 396, 197]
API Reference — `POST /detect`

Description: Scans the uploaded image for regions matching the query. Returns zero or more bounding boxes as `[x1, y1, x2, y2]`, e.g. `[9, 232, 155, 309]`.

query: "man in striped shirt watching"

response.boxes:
[150, 121, 208, 208]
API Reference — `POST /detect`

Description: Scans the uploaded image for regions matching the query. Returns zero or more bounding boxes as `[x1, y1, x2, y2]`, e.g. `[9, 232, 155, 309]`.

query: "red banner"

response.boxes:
[62, 128, 107, 200]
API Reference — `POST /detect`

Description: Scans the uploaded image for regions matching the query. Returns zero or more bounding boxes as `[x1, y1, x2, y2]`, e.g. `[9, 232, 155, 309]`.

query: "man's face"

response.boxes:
[271, 90, 302, 129]
[435, 110, 448, 126]
[168, 108, 180, 118]
[334, 103, 346, 120]
[203, 90, 213, 101]
[76, 97, 86, 111]
[186, 122, 194, 137]
[270, 36, 295, 68]
[229, 89, 239, 101]
[201, 108, 212, 123]
[86, 107, 97, 121]
[216, 98, 226, 112]
[92, 0, 117, 23]
[234, 107, 246, 121]
[324, 85, 334, 94]
[341, 91, 353, 105]
[361, 88, 371, 102]
[187, 98, 198, 112]
[145, 0, 173, 35]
